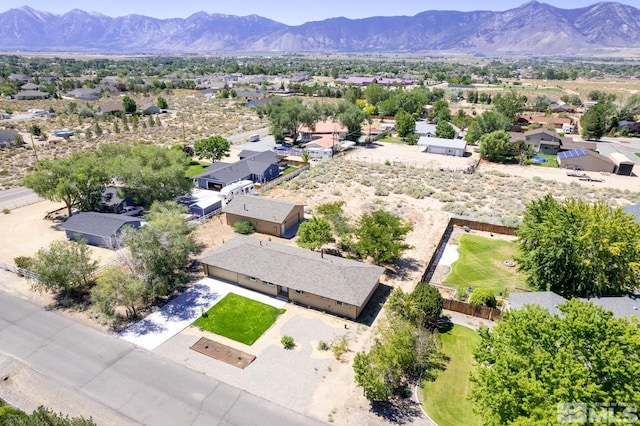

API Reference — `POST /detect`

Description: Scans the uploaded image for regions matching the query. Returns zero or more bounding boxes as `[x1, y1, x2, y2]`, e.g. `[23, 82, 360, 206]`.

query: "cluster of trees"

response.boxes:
[517, 195, 640, 297]
[470, 300, 640, 425]
[0, 403, 95, 426]
[23, 143, 192, 216]
[296, 201, 413, 265]
[353, 284, 445, 400]
[19, 202, 197, 320]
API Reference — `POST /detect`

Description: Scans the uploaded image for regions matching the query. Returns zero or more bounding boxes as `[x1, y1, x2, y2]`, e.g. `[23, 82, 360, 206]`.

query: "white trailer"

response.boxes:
[220, 180, 256, 203]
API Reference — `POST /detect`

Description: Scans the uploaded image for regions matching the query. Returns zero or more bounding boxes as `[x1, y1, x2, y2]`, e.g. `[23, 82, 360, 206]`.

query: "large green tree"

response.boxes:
[430, 99, 451, 122]
[470, 300, 640, 426]
[99, 144, 191, 206]
[395, 109, 415, 139]
[353, 316, 442, 401]
[492, 90, 526, 122]
[479, 130, 512, 162]
[122, 95, 137, 114]
[354, 209, 412, 265]
[517, 195, 640, 297]
[296, 216, 334, 251]
[386, 284, 443, 328]
[580, 102, 612, 140]
[91, 266, 145, 320]
[123, 201, 197, 298]
[465, 110, 510, 144]
[23, 152, 110, 217]
[338, 102, 368, 142]
[259, 97, 319, 143]
[435, 120, 455, 139]
[29, 239, 98, 304]
[194, 135, 231, 164]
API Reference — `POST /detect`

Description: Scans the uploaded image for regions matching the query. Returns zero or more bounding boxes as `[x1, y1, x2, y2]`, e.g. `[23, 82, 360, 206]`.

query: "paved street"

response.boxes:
[0, 187, 40, 211]
[0, 291, 324, 426]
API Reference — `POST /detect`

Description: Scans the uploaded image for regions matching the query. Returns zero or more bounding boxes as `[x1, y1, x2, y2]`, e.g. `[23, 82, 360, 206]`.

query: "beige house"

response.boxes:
[200, 236, 385, 319]
[223, 195, 304, 238]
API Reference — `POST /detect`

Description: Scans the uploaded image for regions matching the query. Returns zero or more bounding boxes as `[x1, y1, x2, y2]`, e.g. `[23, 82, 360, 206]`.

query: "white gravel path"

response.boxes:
[438, 244, 460, 267]
[119, 278, 286, 350]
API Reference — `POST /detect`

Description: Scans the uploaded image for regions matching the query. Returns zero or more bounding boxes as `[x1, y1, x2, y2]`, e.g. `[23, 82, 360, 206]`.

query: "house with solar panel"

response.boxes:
[557, 148, 616, 173]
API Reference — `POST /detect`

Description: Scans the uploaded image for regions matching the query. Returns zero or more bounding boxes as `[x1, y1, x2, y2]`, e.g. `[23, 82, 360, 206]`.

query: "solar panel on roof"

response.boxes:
[558, 148, 588, 160]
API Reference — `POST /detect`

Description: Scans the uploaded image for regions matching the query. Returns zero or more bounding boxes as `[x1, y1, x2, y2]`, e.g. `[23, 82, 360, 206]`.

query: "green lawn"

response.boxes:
[281, 166, 298, 175]
[193, 293, 285, 345]
[185, 160, 210, 178]
[528, 153, 558, 168]
[377, 136, 406, 143]
[420, 324, 482, 426]
[635, 152, 640, 159]
[444, 234, 528, 295]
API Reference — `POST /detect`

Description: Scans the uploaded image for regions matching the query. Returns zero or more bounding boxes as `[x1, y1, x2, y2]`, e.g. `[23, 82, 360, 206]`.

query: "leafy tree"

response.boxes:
[259, 97, 319, 143]
[517, 195, 640, 297]
[317, 201, 352, 238]
[468, 288, 497, 307]
[28, 124, 42, 138]
[122, 95, 137, 114]
[353, 316, 442, 401]
[492, 90, 526, 122]
[338, 102, 368, 142]
[394, 109, 415, 139]
[156, 96, 168, 109]
[98, 143, 191, 206]
[23, 152, 109, 217]
[465, 110, 510, 144]
[512, 140, 534, 165]
[435, 120, 455, 139]
[354, 209, 412, 265]
[91, 266, 145, 319]
[194, 135, 231, 164]
[430, 99, 451, 122]
[479, 130, 512, 162]
[587, 90, 616, 103]
[470, 300, 640, 426]
[29, 239, 98, 304]
[123, 201, 196, 298]
[296, 216, 334, 250]
[386, 284, 443, 327]
[580, 102, 611, 140]
[364, 82, 388, 106]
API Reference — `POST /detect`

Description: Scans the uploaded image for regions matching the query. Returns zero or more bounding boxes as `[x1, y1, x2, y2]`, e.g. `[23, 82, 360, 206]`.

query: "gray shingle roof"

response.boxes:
[418, 136, 467, 150]
[223, 195, 303, 224]
[60, 212, 141, 238]
[509, 291, 640, 318]
[195, 151, 278, 185]
[200, 236, 384, 306]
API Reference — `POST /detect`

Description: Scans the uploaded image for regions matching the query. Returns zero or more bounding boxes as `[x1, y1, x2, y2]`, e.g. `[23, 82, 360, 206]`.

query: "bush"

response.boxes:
[318, 340, 330, 351]
[469, 288, 497, 308]
[233, 220, 255, 234]
[281, 335, 295, 349]
[13, 256, 33, 270]
[332, 335, 349, 360]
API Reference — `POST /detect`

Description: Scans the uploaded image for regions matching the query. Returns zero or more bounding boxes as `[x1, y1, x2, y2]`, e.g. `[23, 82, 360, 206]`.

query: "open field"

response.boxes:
[420, 324, 481, 426]
[444, 234, 528, 295]
[193, 293, 286, 345]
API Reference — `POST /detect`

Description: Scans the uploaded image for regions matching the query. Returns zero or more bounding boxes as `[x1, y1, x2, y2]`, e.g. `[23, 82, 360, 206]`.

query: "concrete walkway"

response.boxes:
[119, 278, 286, 350]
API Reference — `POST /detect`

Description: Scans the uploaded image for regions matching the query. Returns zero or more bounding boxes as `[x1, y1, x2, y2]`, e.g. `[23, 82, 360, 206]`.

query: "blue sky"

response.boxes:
[2, 1, 633, 25]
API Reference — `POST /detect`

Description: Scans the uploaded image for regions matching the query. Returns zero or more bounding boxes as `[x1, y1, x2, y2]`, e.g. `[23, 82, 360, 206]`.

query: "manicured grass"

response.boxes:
[635, 152, 640, 158]
[185, 160, 210, 178]
[377, 136, 406, 144]
[444, 234, 528, 295]
[528, 153, 559, 168]
[420, 324, 482, 426]
[193, 293, 285, 345]
[281, 166, 298, 175]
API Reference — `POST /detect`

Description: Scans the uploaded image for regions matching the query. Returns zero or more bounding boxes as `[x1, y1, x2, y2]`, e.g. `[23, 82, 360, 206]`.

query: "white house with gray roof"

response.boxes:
[223, 195, 304, 238]
[199, 235, 384, 319]
[418, 136, 467, 157]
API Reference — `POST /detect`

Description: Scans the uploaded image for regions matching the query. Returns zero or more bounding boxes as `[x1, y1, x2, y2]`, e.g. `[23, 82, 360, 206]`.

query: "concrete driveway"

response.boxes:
[119, 278, 286, 350]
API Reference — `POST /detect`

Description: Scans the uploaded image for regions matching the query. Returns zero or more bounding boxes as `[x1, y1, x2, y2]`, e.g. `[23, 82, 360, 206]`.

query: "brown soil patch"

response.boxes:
[190, 337, 256, 369]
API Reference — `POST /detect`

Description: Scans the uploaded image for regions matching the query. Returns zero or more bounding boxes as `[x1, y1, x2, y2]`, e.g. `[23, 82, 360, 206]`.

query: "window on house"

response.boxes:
[263, 281, 275, 287]
[245, 275, 257, 282]
[336, 301, 350, 307]
[294, 289, 305, 295]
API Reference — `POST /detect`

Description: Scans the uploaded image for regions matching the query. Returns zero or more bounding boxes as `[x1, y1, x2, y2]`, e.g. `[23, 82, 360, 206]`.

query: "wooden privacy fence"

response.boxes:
[450, 217, 517, 236]
[443, 298, 502, 321]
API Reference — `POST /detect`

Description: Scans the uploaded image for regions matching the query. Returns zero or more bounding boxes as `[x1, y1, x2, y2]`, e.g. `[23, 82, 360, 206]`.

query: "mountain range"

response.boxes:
[0, 2, 639, 55]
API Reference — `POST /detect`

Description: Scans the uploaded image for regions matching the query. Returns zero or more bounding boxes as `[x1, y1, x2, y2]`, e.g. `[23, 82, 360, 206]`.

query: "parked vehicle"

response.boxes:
[120, 206, 144, 216]
[248, 134, 260, 142]
[220, 180, 256, 203]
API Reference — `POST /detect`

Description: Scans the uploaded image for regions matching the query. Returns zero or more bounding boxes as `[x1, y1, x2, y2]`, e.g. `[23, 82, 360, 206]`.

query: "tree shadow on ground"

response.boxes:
[356, 283, 393, 327]
[371, 397, 424, 424]
[386, 257, 422, 282]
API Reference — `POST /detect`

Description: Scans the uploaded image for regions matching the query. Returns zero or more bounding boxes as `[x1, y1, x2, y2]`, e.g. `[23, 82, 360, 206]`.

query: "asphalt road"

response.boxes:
[0, 187, 40, 211]
[0, 291, 324, 426]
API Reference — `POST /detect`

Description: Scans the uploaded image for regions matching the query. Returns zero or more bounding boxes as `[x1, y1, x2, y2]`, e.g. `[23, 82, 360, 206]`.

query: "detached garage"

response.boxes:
[60, 212, 143, 248]
[557, 148, 615, 173]
[418, 136, 467, 157]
